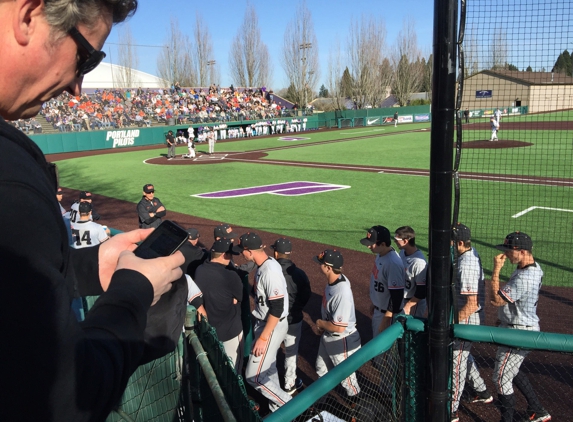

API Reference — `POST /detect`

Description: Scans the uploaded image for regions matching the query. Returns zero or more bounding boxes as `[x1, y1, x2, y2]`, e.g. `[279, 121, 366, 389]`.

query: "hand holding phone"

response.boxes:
[134, 220, 189, 259]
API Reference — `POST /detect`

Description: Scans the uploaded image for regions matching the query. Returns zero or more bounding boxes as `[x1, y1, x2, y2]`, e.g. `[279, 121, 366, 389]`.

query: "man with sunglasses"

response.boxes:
[0, 1, 185, 420]
[137, 183, 167, 229]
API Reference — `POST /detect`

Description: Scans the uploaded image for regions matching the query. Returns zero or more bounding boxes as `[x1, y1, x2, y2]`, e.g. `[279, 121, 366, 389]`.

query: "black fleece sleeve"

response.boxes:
[390, 288, 405, 313]
[267, 298, 284, 318]
[414, 284, 427, 300]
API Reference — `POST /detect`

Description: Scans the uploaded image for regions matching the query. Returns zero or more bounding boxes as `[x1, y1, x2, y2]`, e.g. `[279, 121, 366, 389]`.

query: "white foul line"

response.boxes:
[512, 206, 573, 218]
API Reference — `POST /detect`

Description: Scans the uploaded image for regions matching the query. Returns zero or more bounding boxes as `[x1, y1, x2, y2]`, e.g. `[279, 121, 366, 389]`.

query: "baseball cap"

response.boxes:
[360, 225, 391, 246]
[210, 238, 239, 255]
[452, 223, 471, 242]
[313, 249, 343, 270]
[270, 238, 292, 254]
[143, 184, 155, 193]
[79, 191, 92, 200]
[496, 231, 533, 251]
[233, 232, 263, 252]
[186, 228, 200, 240]
[79, 201, 92, 213]
[57, 187, 63, 194]
[214, 224, 237, 239]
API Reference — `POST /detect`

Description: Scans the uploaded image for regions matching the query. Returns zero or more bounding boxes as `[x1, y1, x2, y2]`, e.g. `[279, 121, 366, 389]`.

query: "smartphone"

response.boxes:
[134, 220, 189, 259]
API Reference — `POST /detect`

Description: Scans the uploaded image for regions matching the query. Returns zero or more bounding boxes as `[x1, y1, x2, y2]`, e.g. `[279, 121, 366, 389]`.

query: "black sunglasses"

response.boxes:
[68, 27, 106, 77]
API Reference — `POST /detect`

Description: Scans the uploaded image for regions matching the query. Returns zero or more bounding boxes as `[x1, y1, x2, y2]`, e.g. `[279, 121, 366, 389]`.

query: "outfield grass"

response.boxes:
[55, 117, 573, 287]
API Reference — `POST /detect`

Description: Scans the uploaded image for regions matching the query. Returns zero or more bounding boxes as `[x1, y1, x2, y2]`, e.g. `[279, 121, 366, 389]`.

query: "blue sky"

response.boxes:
[104, 0, 434, 88]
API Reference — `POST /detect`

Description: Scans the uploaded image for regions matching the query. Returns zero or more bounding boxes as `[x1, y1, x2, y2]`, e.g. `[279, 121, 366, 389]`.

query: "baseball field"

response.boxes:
[49, 112, 573, 420]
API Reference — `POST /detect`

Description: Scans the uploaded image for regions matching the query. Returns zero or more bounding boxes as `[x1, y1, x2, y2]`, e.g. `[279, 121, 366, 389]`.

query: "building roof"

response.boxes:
[82, 62, 169, 89]
[472, 70, 573, 86]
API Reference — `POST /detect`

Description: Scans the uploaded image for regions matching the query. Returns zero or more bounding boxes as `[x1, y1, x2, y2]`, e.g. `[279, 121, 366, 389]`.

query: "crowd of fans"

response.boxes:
[9, 84, 289, 133]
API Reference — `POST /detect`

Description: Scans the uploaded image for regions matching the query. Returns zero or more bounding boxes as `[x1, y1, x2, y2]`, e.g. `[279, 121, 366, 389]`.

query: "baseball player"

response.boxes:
[69, 191, 101, 223]
[195, 239, 244, 372]
[186, 274, 206, 320]
[234, 232, 292, 412]
[450, 224, 492, 422]
[494, 107, 502, 124]
[166, 130, 175, 159]
[393, 111, 399, 127]
[180, 228, 208, 279]
[208, 128, 215, 154]
[56, 187, 68, 218]
[393, 226, 427, 317]
[183, 136, 196, 159]
[137, 184, 166, 229]
[489, 117, 499, 141]
[70, 202, 109, 249]
[360, 225, 405, 336]
[489, 232, 551, 422]
[270, 238, 311, 395]
[314, 249, 362, 400]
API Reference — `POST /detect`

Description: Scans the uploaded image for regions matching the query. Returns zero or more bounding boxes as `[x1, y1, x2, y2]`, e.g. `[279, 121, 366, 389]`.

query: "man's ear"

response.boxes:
[14, 0, 44, 46]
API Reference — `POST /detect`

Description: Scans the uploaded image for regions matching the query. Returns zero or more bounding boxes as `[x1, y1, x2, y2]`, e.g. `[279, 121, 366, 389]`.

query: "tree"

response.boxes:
[228, 2, 271, 87]
[552, 50, 572, 76]
[526, 65, 533, 72]
[193, 13, 215, 86]
[347, 15, 390, 109]
[421, 54, 433, 100]
[325, 39, 347, 110]
[340, 67, 354, 98]
[318, 84, 329, 97]
[507, 63, 519, 71]
[463, 28, 480, 76]
[156, 18, 196, 87]
[391, 18, 424, 106]
[281, 1, 319, 107]
[490, 27, 509, 70]
[114, 23, 139, 88]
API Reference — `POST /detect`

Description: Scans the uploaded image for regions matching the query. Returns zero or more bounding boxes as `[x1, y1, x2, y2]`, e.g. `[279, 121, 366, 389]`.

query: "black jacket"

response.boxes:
[0, 117, 155, 421]
[277, 258, 311, 325]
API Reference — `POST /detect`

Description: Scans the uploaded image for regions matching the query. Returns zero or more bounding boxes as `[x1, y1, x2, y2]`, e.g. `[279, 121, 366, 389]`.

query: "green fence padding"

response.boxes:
[454, 324, 573, 353]
[267, 322, 405, 422]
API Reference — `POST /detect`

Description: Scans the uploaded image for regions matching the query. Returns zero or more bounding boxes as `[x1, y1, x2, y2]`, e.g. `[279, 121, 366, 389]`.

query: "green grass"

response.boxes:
[55, 119, 573, 287]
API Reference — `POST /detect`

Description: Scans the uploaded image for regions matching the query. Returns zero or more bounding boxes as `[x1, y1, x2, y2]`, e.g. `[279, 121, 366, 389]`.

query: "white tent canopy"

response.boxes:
[82, 62, 168, 89]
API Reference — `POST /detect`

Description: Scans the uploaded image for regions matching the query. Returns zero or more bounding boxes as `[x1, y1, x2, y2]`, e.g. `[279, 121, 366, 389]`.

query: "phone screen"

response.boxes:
[134, 220, 188, 259]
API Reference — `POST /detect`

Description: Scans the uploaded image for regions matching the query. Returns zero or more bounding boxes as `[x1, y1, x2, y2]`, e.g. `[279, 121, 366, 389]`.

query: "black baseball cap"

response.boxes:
[79, 202, 92, 213]
[452, 223, 471, 242]
[57, 187, 63, 194]
[211, 238, 239, 255]
[313, 249, 343, 270]
[186, 228, 200, 240]
[143, 184, 155, 193]
[360, 225, 391, 246]
[496, 231, 533, 251]
[270, 238, 292, 254]
[214, 224, 237, 239]
[233, 232, 263, 252]
[79, 191, 92, 200]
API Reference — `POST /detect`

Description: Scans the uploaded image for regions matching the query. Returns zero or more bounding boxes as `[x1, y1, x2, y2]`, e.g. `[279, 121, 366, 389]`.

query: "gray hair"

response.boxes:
[44, 0, 137, 34]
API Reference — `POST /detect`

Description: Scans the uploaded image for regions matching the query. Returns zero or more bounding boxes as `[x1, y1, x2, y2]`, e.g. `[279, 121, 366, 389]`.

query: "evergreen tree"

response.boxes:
[284, 83, 298, 104]
[340, 67, 354, 98]
[552, 49, 572, 76]
[507, 63, 519, 71]
[318, 84, 329, 98]
[526, 65, 532, 72]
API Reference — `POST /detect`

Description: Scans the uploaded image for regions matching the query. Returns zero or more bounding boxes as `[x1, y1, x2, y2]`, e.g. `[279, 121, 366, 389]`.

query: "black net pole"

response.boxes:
[427, 0, 457, 421]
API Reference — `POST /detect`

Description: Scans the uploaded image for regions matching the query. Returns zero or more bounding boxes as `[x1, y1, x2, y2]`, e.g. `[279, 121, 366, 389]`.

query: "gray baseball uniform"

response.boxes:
[316, 273, 362, 397]
[369, 249, 405, 337]
[493, 262, 543, 395]
[245, 257, 291, 412]
[452, 247, 488, 413]
[399, 248, 427, 317]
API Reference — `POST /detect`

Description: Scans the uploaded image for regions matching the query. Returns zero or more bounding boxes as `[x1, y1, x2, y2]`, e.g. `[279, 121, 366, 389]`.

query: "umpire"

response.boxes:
[137, 184, 166, 229]
[270, 238, 311, 395]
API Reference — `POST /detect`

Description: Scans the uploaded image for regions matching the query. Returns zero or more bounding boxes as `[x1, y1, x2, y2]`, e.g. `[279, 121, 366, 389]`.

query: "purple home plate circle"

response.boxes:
[193, 181, 350, 198]
[278, 136, 310, 141]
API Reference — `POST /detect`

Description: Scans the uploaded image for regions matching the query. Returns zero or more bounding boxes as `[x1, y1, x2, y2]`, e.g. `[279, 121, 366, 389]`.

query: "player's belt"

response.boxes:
[507, 324, 533, 328]
[373, 305, 387, 312]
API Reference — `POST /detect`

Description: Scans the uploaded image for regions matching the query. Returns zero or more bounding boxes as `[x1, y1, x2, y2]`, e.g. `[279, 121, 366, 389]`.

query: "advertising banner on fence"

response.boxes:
[414, 114, 430, 122]
[105, 129, 141, 148]
[366, 117, 381, 126]
[384, 117, 394, 123]
[476, 90, 492, 98]
[398, 115, 413, 123]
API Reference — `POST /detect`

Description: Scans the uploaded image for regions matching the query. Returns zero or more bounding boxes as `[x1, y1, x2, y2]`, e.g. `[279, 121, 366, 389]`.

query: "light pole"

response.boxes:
[299, 43, 312, 110]
[207, 60, 216, 86]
